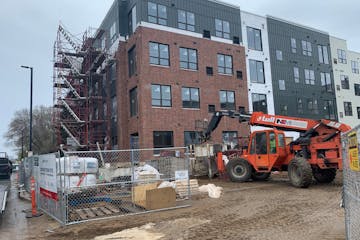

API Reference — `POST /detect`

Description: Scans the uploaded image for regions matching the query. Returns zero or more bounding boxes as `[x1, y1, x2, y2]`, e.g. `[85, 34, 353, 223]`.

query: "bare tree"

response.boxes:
[4, 106, 57, 156]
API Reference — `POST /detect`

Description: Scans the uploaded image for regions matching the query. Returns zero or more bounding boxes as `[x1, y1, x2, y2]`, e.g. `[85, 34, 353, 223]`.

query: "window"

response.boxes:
[247, 27, 262, 51]
[149, 42, 169, 66]
[206, 67, 213, 76]
[208, 105, 216, 113]
[276, 50, 283, 61]
[294, 67, 300, 83]
[128, 46, 136, 77]
[178, 10, 195, 31]
[304, 69, 315, 85]
[249, 60, 265, 84]
[217, 54, 233, 75]
[324, 100, 336, 120]
[151, 84, 171, 107]
[255, 132, 267, 154]
[220, 90, 235, 110]
[153, 131, 173, 154]
[357, 107, 360, 119]
[355, 84, 360, 96]
[179, 48, 198, 70]
[148, 2, 167, 25]
[302, 40, 312, 56]
[280, 104, 288, 115]
[215, 19, 230, 39]
[291, 38, 297, 53]
[269, 132, 276, 154]
[184, 131, 201, 146]
[279, 80, 285, 90]
[110, 22, 117, 41]
[318, 45, 329, 64]
[128, 5, 137, 34]
[344, 102, 353, 116]
[222, 131, 238, 148]
[307, 99, 319, 114]
[112, 97, 117, 122]
[297, 98, 303, 114]
[130, 87, 137, 117]
[341, 75, 349, 89]
[352, 61, 359, 74]
[252, 93, 267, 113]
[182, 87, 200, 108]
[320, 72, 332, 92]
[337, 49, 347, 64]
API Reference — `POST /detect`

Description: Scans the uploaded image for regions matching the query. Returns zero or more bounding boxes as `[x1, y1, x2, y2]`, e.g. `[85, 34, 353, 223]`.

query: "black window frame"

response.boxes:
[355, 83, 360, 96]
[153, 131, 174, 154]
[219, 90, 235, 110]
[182, 87, 200, 109]
[341, 75, 350, 89]
[249, 60, 265, 84]
[352, 60, 359, 74]
[324, 100, 336, 120]
[217, 54, 233, 75]
[149, 42, 170, 66]
[291, 38, 297, 53]
[222, 131, 238, 147]
[128, 45, 136, 77]
[297, 98, 303, 114]
[247, 27, 263, 51]
[179, 47, 198, 70]
[252, 93, 268, 114]
[344, 102, 353, 116]
[337, 49, 347, 64]
[178, 10, 195, 31]
[307, 98, 319, 114]
[129, 87, 138, 117]
[151, 84, 172, 107]
[294, 67, 300, 83]
[148, 2, 167, 26]
[357, 107, 360, 119]
[215, 19, 230, 39]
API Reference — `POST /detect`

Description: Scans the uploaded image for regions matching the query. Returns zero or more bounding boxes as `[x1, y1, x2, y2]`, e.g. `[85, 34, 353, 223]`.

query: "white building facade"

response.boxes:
[330, 36, 360, 128]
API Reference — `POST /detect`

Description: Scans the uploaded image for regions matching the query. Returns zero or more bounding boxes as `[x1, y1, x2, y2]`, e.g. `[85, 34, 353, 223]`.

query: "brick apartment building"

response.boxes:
[54, 0, 359, 151]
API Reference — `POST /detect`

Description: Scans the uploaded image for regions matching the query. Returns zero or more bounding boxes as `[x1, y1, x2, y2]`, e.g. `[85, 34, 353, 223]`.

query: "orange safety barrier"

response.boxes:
[217, 152, 225, 174]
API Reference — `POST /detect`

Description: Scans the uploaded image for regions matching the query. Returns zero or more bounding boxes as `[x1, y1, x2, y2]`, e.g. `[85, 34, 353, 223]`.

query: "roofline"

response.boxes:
[208, 0, 240, 9]
[99, 0, 118, 30]
[266, 15, 329, 35]
[348, 50, 360, 56]
[241, 10, 266, 19]
[330, 35, 347, 42]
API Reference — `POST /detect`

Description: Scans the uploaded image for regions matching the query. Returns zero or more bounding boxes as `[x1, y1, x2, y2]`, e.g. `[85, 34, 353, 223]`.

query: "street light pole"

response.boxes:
[21, 65, 33, 154]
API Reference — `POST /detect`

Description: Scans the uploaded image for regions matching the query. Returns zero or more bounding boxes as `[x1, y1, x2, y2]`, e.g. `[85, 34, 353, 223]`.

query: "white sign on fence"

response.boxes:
[175, 170, 189, 181]
[39, 154, 58, 201]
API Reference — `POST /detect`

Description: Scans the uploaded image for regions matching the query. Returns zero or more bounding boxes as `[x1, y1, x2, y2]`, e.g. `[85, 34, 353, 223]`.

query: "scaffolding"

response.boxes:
[53, 24, 114, 150]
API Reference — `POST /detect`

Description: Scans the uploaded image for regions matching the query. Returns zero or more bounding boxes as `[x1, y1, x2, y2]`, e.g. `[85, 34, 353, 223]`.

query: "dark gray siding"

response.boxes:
[103, 0, 242, 42]
[267, 17, 337, 120]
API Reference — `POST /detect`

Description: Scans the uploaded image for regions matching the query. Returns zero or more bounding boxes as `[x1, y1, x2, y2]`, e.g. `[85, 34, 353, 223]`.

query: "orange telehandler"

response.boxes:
[202, 111, 351, 188]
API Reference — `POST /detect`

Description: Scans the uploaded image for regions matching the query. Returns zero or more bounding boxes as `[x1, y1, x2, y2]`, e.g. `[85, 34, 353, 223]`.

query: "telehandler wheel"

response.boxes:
[251, 172, 271, 181]
[226, 158, 252, 182]
[312, 168, 337, 183]
[288, 157, 312, 188]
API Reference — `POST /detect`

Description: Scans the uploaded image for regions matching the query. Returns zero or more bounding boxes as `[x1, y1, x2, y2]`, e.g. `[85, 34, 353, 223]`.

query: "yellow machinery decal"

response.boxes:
[348, 132, 359, 171]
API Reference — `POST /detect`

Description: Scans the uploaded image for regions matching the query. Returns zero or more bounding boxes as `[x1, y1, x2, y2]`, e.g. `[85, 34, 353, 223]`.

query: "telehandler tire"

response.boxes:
[226, 158, 252, 182]
[312, 168, 336, 183]
[251, 172, 271, 181]
[288, 157, 312, 188]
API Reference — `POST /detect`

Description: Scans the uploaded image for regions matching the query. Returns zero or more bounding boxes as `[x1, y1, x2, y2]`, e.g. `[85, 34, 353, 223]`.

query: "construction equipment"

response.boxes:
[0, 152, 11, 214]
[202, 111, 351, 188]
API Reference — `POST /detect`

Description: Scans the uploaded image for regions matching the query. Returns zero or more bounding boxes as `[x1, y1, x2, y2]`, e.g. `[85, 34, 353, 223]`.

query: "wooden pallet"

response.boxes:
[75, 205, 120, 220]
[175, 179, 199, 198]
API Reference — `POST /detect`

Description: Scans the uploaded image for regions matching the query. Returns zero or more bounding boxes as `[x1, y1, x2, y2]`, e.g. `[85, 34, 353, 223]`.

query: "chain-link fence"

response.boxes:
[59, 147, 191, 225]
[342, 125, 360, 240]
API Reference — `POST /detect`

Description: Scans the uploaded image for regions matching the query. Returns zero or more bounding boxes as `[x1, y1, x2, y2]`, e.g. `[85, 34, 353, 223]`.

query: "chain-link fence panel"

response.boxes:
[342, 125, 360, 240]
[61, 147, 191, 225]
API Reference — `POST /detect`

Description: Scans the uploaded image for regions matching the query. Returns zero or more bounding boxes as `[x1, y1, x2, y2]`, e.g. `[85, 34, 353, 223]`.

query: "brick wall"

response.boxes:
[117, 26, 249, 150]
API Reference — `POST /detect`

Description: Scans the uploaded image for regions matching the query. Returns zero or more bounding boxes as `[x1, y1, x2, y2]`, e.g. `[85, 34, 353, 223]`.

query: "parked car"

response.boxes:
[0, 152, 12, 179]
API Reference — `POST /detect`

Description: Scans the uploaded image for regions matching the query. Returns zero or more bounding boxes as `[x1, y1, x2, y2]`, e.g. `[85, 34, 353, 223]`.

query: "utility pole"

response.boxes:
[21, 65, 33, 155]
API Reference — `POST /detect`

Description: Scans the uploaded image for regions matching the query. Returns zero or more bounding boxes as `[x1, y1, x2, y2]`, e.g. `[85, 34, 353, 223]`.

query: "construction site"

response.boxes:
[2, 0, 360, 240]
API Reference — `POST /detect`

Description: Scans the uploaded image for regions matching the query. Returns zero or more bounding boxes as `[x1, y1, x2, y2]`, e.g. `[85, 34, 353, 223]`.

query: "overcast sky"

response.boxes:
[0, 0, 359, 158]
